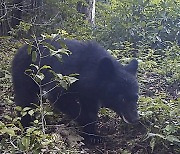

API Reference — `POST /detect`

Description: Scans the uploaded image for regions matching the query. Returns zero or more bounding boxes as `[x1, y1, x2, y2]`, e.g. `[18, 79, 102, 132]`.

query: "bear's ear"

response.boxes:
[125, 59, 138, 75]
[98, 57, 115, 79]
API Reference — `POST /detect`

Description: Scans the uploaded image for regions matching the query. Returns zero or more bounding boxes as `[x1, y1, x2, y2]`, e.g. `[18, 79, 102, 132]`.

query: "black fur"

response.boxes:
[12, 39, 139, 140]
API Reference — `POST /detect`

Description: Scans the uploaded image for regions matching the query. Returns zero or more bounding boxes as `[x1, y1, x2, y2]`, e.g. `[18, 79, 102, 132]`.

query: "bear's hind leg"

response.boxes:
[13, 75, 39, 127]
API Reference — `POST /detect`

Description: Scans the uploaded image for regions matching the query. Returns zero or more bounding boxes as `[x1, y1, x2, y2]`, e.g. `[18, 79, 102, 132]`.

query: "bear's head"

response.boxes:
[98, 58, 139, 124]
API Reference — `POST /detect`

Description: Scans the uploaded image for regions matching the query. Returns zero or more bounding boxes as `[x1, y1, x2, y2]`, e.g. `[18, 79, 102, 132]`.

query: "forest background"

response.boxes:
[0, 0, 179, 153]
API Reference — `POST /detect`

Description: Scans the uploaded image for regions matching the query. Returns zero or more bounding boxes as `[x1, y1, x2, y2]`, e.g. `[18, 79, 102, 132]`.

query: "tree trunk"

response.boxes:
[11, 0, 23, 28]
[77, 0, 95, 26]
[0, 0, 11, 36]
[87, 0, 95, 26]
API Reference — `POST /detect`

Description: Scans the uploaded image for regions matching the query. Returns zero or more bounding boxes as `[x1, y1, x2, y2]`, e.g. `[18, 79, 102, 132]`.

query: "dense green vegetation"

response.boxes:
[0, 0, 179, 153]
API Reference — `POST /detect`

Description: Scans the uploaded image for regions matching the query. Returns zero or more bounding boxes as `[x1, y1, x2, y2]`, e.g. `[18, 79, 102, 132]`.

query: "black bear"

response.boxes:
[12, 38, 139, 141]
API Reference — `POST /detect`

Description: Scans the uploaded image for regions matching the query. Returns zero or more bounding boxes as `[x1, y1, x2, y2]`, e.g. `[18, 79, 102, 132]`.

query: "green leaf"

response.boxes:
[150, 137, 156, 153]
[18, 139, 25, 150]
[60, 80, 68, 90]
[34, 120, 39, 124]
[15, 106, 22, 111]
[99, 108, 109, 116]
[57, 48, 71, 56]
[164, 125, 176, 134]
[30, 64, 39, 70]
[68, 76, 78, 84]
[26, 127, 36, 134]
[23, 107, 31, 112]
[50, 48, 71, 57]
[4, 115, 12, 121]
[1, 128, 15, 136]
[57, 40, 67, 49]
[56, 73, 63, 79]
[21, 111, 28, 117]
[61, 30, 69, 36]
[69, 73, 79, 77]
[27, 44, 32, 55]
[42, 42, 56, 51]
[40, 65, 51, 70]
[45, 111, 54, 116]
[32, 51, 37, 62]
[54, 54, 63, 62]
[21, 136, 30, 149]
[28, 110, 34, 116]
[51, 33, 59, 39]
[166, 135, 180, 144]
[0, 121, 5, 127]
[24, 69, 33, 75]
[36, 73, 45, 81]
